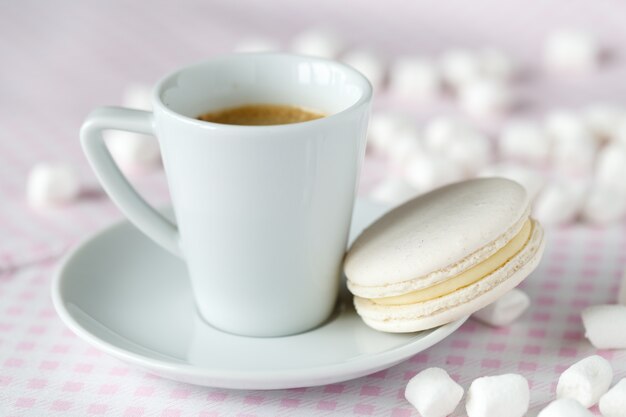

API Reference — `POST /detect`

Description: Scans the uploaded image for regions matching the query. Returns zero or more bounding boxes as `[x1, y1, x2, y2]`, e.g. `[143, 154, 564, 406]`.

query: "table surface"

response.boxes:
[1, 1, 625, 416]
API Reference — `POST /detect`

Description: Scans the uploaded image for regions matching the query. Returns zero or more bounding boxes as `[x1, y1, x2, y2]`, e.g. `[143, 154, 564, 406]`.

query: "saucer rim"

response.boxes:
[51, 201, 468, 389]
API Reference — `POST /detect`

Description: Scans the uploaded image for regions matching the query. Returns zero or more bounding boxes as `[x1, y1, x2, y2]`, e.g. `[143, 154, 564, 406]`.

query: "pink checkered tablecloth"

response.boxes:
[1, 1, 625, 416]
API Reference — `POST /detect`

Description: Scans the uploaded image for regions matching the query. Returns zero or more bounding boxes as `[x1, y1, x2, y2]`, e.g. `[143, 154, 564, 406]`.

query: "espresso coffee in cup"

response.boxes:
[197, 104, 324, 126]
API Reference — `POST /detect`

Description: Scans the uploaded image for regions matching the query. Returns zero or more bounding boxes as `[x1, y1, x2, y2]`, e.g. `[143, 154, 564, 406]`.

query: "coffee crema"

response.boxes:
[197, 104, 325, 126]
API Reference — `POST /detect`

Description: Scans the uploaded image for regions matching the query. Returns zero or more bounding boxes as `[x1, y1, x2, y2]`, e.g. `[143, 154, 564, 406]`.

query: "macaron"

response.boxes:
[344, 177, 545, 332]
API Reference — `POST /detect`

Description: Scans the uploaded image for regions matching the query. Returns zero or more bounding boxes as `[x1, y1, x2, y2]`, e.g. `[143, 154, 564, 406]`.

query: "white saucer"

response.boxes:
[52, 199, 467, 390]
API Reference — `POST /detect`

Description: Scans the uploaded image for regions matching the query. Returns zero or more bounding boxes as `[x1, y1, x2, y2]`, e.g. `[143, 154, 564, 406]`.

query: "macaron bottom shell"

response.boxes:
[353, 220, 545, 333]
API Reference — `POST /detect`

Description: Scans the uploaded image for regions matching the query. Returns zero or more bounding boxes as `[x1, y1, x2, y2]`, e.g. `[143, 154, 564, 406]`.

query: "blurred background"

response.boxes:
[2, 0, 626, 261]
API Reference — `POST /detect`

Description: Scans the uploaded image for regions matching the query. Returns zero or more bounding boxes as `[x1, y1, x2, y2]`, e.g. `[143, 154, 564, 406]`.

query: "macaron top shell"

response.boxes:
[345, 178, 529, 296]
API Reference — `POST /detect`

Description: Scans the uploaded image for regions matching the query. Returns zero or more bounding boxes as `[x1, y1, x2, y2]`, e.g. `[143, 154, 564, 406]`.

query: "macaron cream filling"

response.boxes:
[371, 219, 533, 306]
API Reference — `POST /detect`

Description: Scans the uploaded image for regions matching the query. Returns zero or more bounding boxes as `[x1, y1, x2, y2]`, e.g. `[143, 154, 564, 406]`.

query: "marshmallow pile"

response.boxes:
[406, 356, 624, 417]
[533, 355, 625, 416]
[367, 104, 626, 225]
[367, 115, 493, 204]
[388, 46, 517, 114]
[405, 368, 530, 417]
[538, 355, 626, 417]
[441, 48, 516, 119]
[353, 45, 518, 118]
[505, 105, 626, 226]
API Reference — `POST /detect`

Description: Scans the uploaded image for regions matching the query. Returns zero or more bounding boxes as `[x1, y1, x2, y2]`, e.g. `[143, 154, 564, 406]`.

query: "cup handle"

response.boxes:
[80, 106, 182, 258]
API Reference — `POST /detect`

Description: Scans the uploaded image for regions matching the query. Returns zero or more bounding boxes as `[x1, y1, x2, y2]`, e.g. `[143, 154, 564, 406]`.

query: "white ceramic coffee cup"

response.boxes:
[80, 53, 372, 337]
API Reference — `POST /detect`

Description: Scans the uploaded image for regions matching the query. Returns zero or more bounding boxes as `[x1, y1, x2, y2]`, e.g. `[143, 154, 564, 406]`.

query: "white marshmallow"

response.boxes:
[234, 36, 280, 53]
[111, 84, 161, 174]
[545, 110, 590, 141]
[404, 153, 465, 193]
[537, 399, 594, 417]
[106, 131, 161, 172]
[122, 84, 152, 110]
[581, 305, 626, 349]
[405, 367, 464, 417]
[368, 112, 417, 152]
[290, 28, 343, 59]
[499, 120, 550, 164]
[386, 132, 422, 167]
[619, 269, 626, 305]
[532, 181, 586, 225]
[581, 185, 626, 224]
[422, 117, 473, 153]
[583, 104, 623, 142]
[342, 49, 385, 90]
[594, 143, 626, 186]
[389, 57, 442, 100]
[369, 178, 419, 206]
[440, 49, 482, 88]
[556, 355, 613, 407]
[551, 133, 597, 177]
[472, 289, 530, 327]
[479, 48, 516, 82]
[458, 79, 512, 119]
[479, 164, 545, 201]
[544, 30, 601, 74]
[599, 378, 626, 417]
[444, 132, 491, 176]
[422, 117, 491, 175]
[27, 163, 80, 207]
[110, 84, 161, 172]
[465, 374, 529, 417]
